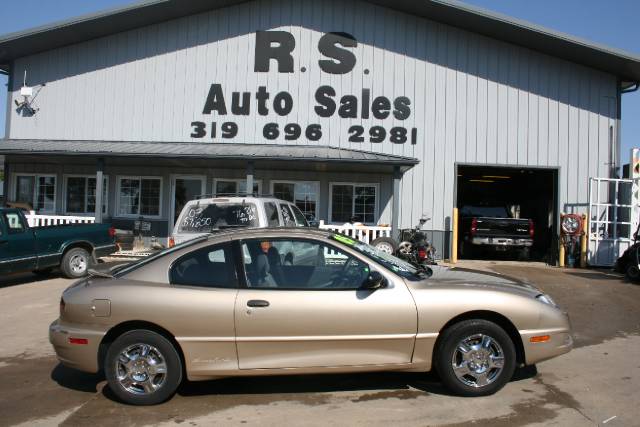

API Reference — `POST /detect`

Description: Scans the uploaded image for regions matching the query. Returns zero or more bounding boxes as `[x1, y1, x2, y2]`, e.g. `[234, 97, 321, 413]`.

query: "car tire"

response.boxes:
[626, 263, 640, 281]
[105, 330, 182, 406]
[518, 247, 531, 261]
[370, 237, 398, 254]
[435, 319, 516, 397]
[60, 247, 91, 279]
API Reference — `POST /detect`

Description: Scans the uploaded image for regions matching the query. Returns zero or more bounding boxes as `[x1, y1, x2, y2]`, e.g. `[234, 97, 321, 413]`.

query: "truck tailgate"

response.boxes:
[475, 217, 531, 238]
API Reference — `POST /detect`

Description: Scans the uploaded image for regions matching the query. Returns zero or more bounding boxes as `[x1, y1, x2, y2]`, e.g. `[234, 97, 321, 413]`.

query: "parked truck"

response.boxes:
[0, 208, 117, 278]
[460, 204, 534, 260]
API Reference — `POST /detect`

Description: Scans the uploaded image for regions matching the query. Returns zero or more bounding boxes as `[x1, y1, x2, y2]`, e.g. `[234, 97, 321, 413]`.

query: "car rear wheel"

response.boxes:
[61, 247, 91, 278]
[105, 330, 182, 405]
[626, 263, 640, 281]
[435, 319, 516, 397]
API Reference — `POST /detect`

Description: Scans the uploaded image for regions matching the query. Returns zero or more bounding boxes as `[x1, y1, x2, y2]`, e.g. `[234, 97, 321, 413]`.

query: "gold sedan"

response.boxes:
[50, 228, 572, 405]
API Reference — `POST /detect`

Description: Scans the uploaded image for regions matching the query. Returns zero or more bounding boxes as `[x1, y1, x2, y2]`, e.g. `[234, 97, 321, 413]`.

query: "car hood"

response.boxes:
[409, 265, 542, 297]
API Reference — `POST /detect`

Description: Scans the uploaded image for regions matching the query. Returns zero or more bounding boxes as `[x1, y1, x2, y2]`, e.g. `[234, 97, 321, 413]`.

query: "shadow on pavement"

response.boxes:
[51, 363, 105, 393]
[0, 271, 63, 289]
[95, 365, 538, 403]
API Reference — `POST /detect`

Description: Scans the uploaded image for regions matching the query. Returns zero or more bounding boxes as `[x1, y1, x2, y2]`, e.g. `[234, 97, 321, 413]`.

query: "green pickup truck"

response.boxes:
[0, 208, 117, 278]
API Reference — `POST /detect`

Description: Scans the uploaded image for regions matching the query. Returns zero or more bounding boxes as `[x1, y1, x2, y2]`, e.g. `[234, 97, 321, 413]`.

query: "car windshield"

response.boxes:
[329, 234, 426, 281]
[177, 202, 259, 233]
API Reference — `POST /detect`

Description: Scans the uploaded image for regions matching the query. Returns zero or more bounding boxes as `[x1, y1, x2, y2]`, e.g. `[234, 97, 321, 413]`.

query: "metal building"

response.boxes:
[1, 0, 639, 259]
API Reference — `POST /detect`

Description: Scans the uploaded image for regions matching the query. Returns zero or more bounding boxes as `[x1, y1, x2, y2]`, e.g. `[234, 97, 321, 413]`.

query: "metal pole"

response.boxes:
[94, 158, 104, 223]
[391, 166, 401, 239]
[451, 207, 458, 264]
[2, 158, 8, 207]
[246, 161, 254, 195]
[580, 214, 588, 268]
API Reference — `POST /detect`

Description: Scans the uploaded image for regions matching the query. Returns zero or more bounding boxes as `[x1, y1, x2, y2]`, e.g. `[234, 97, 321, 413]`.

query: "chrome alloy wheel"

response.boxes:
[398, 241, 413, 255]
[451, 334, 505, 388]
[116, 343, 168, 395]
[69, 254, 87, 274]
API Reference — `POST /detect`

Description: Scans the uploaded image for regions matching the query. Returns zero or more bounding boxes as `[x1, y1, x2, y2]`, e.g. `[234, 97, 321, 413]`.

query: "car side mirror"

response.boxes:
[361, 271, 387, 290]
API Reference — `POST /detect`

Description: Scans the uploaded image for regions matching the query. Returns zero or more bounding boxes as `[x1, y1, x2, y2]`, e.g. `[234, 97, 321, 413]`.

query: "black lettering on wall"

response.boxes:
[338, 95, 358, 118]
[318, 32, 357, 74]
[314, 86, 337, 117]
[256, 86, 270, 116]
[254, 31, 295, 73]
[393, 96, 411, 120]
[372, 96, 391, 119]
[274, 92, 294, 116]
[232, 92, 251, 115]
[202, 84, 227, 115]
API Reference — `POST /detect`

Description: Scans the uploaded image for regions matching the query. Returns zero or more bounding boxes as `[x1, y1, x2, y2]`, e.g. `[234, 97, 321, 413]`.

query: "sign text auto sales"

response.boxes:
[190, 31, 418, 145]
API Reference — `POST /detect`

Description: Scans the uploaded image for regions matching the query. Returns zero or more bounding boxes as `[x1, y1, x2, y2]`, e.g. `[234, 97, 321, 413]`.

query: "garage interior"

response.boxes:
[456, 165, 558, 262]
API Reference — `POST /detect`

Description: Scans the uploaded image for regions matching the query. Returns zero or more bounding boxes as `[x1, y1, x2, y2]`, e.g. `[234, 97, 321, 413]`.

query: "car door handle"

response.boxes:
[247, 299, 270, 308]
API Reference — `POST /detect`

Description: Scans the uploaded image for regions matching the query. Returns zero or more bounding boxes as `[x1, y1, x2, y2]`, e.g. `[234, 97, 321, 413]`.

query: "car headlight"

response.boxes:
[536, 294, 557, 307]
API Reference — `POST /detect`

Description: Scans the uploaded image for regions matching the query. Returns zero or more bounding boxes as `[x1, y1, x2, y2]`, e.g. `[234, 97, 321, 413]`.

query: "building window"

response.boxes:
[64, 176, 108, 215]
[116, 176, 162, 218]
[329, 183, 378, 224]
[271, 181, 319, 218]
[14, 174, 56, 213]
[213, 179, 262, 196]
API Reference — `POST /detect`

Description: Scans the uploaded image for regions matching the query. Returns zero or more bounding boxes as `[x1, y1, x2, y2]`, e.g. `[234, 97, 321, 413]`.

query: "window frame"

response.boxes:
[213, 178, 263, 196]
[12, 173, 57, 214]
[115, 175, 163, 219]
[63, 174, 109, 216]
[270, 180, 320, 218]
[237, 237, 372, 291]
[328, 182, 379, 225]
[168, 241, 240, 289]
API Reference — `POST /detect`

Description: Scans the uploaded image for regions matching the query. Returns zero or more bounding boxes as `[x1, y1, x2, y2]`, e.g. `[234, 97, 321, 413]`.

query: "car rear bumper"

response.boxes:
[520, 327, 573, 365]
[49, 319, 105, 373]
[471, 237, 533, 247]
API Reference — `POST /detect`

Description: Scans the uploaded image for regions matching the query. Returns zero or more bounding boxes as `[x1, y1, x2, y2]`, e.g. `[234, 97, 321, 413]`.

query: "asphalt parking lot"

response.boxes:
[0, 261, 639, 427]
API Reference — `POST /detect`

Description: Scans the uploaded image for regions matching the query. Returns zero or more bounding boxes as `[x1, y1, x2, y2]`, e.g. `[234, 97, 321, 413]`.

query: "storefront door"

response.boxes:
[170, 176, 205, 226]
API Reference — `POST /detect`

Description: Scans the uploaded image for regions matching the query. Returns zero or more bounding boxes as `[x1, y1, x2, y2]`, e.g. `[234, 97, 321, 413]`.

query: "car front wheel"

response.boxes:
[105, 330, 182, 405]
[435, 319, 516, 396]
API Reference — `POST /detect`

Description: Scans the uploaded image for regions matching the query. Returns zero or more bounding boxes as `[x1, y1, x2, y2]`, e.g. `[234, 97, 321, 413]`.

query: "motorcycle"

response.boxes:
[371, 216, 437, 268]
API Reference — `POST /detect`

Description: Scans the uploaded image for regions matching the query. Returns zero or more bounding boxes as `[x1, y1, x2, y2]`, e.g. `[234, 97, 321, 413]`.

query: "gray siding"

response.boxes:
[7, 0, 618, 231]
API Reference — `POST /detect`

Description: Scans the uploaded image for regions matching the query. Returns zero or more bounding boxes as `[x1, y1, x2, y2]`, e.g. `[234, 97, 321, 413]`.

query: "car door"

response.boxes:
[167, 241, 240, 375]
[234, 237, 417, 370]
[0, 211, 37, 274]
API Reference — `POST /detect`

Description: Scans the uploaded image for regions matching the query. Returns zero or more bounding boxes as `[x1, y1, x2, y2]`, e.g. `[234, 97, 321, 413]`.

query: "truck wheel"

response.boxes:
[626, 264, 640, 281]
[105, 330, 182, 405]
[370, 237, 397, 254]
[518, 248, 531, 261]
[61, 247, 91, 278]
[435, 319, 516, 397]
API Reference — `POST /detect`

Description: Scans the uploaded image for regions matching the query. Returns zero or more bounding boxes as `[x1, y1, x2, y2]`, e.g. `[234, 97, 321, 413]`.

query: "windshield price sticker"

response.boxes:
[189, 31, 419, 145]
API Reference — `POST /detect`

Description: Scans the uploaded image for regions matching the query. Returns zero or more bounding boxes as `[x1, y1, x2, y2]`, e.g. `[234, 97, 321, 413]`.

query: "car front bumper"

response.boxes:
[520, 327, 573, 365]
[49, 319, 105, 373]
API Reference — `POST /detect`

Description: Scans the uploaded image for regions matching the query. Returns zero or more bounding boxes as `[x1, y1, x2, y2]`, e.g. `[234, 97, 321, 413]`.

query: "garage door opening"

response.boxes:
[456, 165, 558, 262]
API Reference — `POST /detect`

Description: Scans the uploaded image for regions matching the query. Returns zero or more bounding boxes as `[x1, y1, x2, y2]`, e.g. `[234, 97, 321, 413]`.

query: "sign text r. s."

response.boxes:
[254, 31, 357, 74]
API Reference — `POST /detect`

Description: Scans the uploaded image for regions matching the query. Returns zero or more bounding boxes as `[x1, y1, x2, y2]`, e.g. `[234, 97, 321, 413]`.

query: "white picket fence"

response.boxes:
[25, 212, 96, 227]
[318, 220, 391, 244]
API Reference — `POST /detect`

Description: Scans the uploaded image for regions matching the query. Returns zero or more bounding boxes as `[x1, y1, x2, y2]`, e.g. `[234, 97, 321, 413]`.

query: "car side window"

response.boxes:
[279, 204, 296, 227]
[241, 238, 370, 290]
[3, 212, 26, 234]
[264, 202, 280, 227]
[169, 243, 237, 288]
[289, 204, 308, 227]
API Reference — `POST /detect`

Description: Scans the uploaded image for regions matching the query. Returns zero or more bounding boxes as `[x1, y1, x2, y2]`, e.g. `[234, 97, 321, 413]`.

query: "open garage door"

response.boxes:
[456, 165, 558, 262]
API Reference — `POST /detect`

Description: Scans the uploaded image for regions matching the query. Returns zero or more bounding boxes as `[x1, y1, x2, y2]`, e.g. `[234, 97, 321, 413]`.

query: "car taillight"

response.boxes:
[108, 227, 116, 238]
[471, 218, 478, 236]
[168, 237, 175, 248]
[418, 248, 427, 259]
[59, 297, 66, 317]
[529, 219, 535, 238]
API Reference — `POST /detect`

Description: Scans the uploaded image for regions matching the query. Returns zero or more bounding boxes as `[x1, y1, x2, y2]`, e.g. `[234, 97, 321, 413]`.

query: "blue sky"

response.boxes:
[1, 0, 639, 160]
